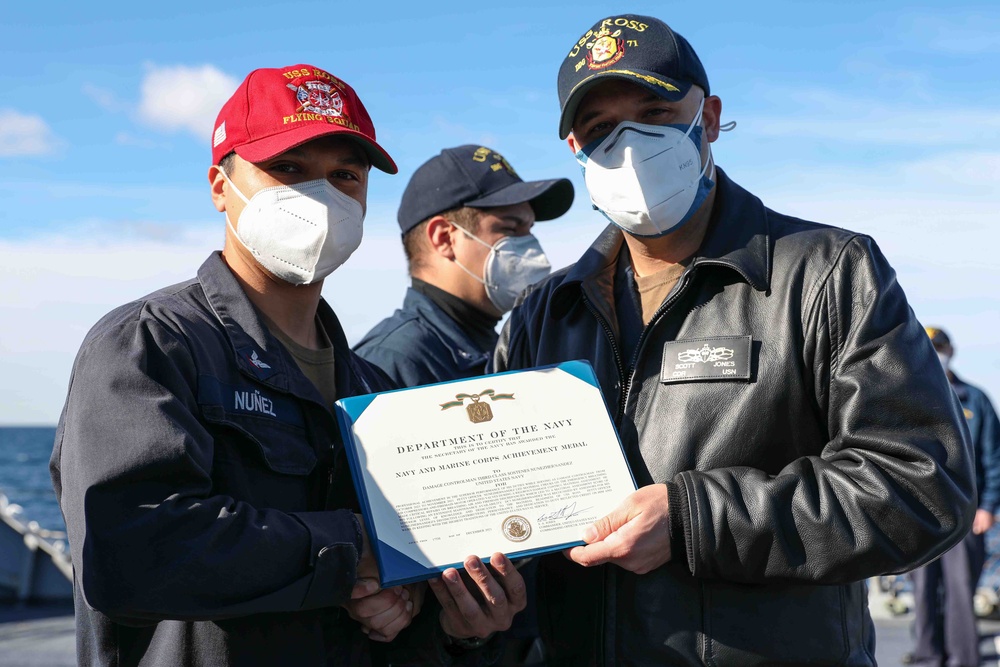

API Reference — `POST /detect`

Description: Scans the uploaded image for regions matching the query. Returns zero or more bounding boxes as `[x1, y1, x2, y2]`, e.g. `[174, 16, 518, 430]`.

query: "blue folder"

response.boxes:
[334, 359, 634, 587]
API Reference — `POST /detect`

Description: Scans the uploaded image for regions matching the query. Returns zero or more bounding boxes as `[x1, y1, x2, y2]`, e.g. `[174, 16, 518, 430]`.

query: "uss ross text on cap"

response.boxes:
[557, 14, 710, 139]
[397, 145, 574, 235]
[211, 64, 397, 173]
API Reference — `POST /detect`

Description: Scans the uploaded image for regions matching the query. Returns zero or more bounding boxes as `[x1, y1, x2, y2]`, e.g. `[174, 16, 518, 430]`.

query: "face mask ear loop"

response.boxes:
[702, 148, 716, 182]
[682, 97, 706, 142]
[704, 120, 736, 180]
[219, 166, 254, 239]
[218, 167, 251, 205]
[681, 97, 713, 180]
[700, 118, 735, 180]
[450, 221, 496, 251]
[448, 222, 498, 289]
[452, 256, 490, 287]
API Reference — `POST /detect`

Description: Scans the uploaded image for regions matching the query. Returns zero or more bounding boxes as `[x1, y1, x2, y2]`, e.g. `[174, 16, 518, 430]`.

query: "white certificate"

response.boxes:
[334, 360, 636, 586]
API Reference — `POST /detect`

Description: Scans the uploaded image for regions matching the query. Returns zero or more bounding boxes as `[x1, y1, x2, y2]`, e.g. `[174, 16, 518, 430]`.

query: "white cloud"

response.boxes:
[906, 13, 1000, 55]
[138, 64, 239, 140]
[0, 228, 221, 424]
[114, 131, 166, 150]
[896, 150, 1000, 195]
[732, 148, 999, 251]
[82, 83, 127, 112]
[73, 218, 219, 243]
[741, 89, 1000, 146]
[0, 109, 59, 157]
[431, 116, 499, 150]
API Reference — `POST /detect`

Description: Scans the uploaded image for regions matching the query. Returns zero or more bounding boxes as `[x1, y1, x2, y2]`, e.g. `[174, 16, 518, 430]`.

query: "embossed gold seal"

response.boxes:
[502, 515, 532, 542]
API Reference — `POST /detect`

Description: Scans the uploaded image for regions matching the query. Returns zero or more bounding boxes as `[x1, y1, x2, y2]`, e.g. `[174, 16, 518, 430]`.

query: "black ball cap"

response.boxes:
[557, 14, 710, 139]
[925, 326, 952, 348]
[397, 145, 575, 234]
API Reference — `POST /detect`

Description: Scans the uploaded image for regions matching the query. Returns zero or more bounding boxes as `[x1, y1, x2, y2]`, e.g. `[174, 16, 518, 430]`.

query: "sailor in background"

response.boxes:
[907, 327, 1000, 667]
[355, 145, 572, 388]
[356, 148, 572, 665]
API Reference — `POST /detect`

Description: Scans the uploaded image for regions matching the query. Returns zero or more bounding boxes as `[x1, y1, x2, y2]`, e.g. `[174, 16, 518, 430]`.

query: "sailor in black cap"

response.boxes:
[355, 145, 573, 388]
[907, 326, 1000, 667]
[491, 13, 975, 666]
[355, 146, 572, 664]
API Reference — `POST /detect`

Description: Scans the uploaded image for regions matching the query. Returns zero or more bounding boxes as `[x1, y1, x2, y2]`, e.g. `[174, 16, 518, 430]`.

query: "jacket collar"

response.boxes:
[402, 287, 493, 370]
[197, 251, 361, 399]
[551, 168, 771, 317]
[949, 372, 970, 401]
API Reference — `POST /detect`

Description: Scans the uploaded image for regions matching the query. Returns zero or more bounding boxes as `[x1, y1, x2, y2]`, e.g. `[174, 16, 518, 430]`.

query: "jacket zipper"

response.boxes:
[621, 269, 697, 419]
[580, 292, 627, 422]
[580, 268, 694, 667]
[577, 291, 620, 665]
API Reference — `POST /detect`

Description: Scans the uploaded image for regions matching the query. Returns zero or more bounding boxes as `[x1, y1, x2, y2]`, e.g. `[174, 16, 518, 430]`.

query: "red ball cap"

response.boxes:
[211, 64, 397, 174]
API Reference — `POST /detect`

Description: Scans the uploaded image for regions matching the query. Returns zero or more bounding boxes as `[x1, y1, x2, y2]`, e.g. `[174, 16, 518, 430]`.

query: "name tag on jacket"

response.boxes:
[660, 335, 752, 383]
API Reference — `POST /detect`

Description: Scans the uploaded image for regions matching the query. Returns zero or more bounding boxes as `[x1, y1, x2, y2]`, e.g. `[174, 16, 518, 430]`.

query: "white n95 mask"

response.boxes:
[451, 225, 552, 313]
[577, 97, 714, 238]
[222, 171, 365, 285]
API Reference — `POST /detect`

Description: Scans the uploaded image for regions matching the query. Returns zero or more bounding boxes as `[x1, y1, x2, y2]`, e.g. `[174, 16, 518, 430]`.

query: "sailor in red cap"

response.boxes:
[51, 64, 524, 667]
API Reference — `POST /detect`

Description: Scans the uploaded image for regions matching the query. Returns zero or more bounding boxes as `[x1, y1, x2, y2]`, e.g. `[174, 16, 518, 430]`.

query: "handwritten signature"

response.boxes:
[538, 501, 592, 522]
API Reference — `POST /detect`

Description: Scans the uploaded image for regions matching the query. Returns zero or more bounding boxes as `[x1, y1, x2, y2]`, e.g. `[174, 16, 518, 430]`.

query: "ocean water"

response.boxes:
[0, 426, 63, 532]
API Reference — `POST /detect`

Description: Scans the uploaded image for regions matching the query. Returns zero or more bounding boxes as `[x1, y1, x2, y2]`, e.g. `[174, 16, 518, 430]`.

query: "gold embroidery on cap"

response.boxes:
[586, 26, 625, 70]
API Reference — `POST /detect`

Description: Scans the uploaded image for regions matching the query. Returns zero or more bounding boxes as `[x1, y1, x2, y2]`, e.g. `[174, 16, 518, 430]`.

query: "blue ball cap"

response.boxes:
[557, 15, 710, 139]
[397, 145, 574, 234]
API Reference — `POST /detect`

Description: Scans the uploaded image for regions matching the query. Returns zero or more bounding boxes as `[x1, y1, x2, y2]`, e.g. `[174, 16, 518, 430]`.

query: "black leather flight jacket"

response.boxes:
[493, 169, 975, 666]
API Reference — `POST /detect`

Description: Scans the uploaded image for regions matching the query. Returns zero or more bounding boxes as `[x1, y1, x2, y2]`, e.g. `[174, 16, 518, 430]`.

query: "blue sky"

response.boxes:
[1, 0, 998, 424]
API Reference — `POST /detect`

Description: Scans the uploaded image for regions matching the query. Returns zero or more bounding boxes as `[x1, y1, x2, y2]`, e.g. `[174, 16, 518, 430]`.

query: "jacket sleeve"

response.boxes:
[492, 306, 532, 375]
[975, 389, 1000, 513]
[51, 304, 362, 623]
[492, 277, 551, 374]
[355, 342, 433, 389]
[674, 236, 976, 584]
[378, 595, 507, 667]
